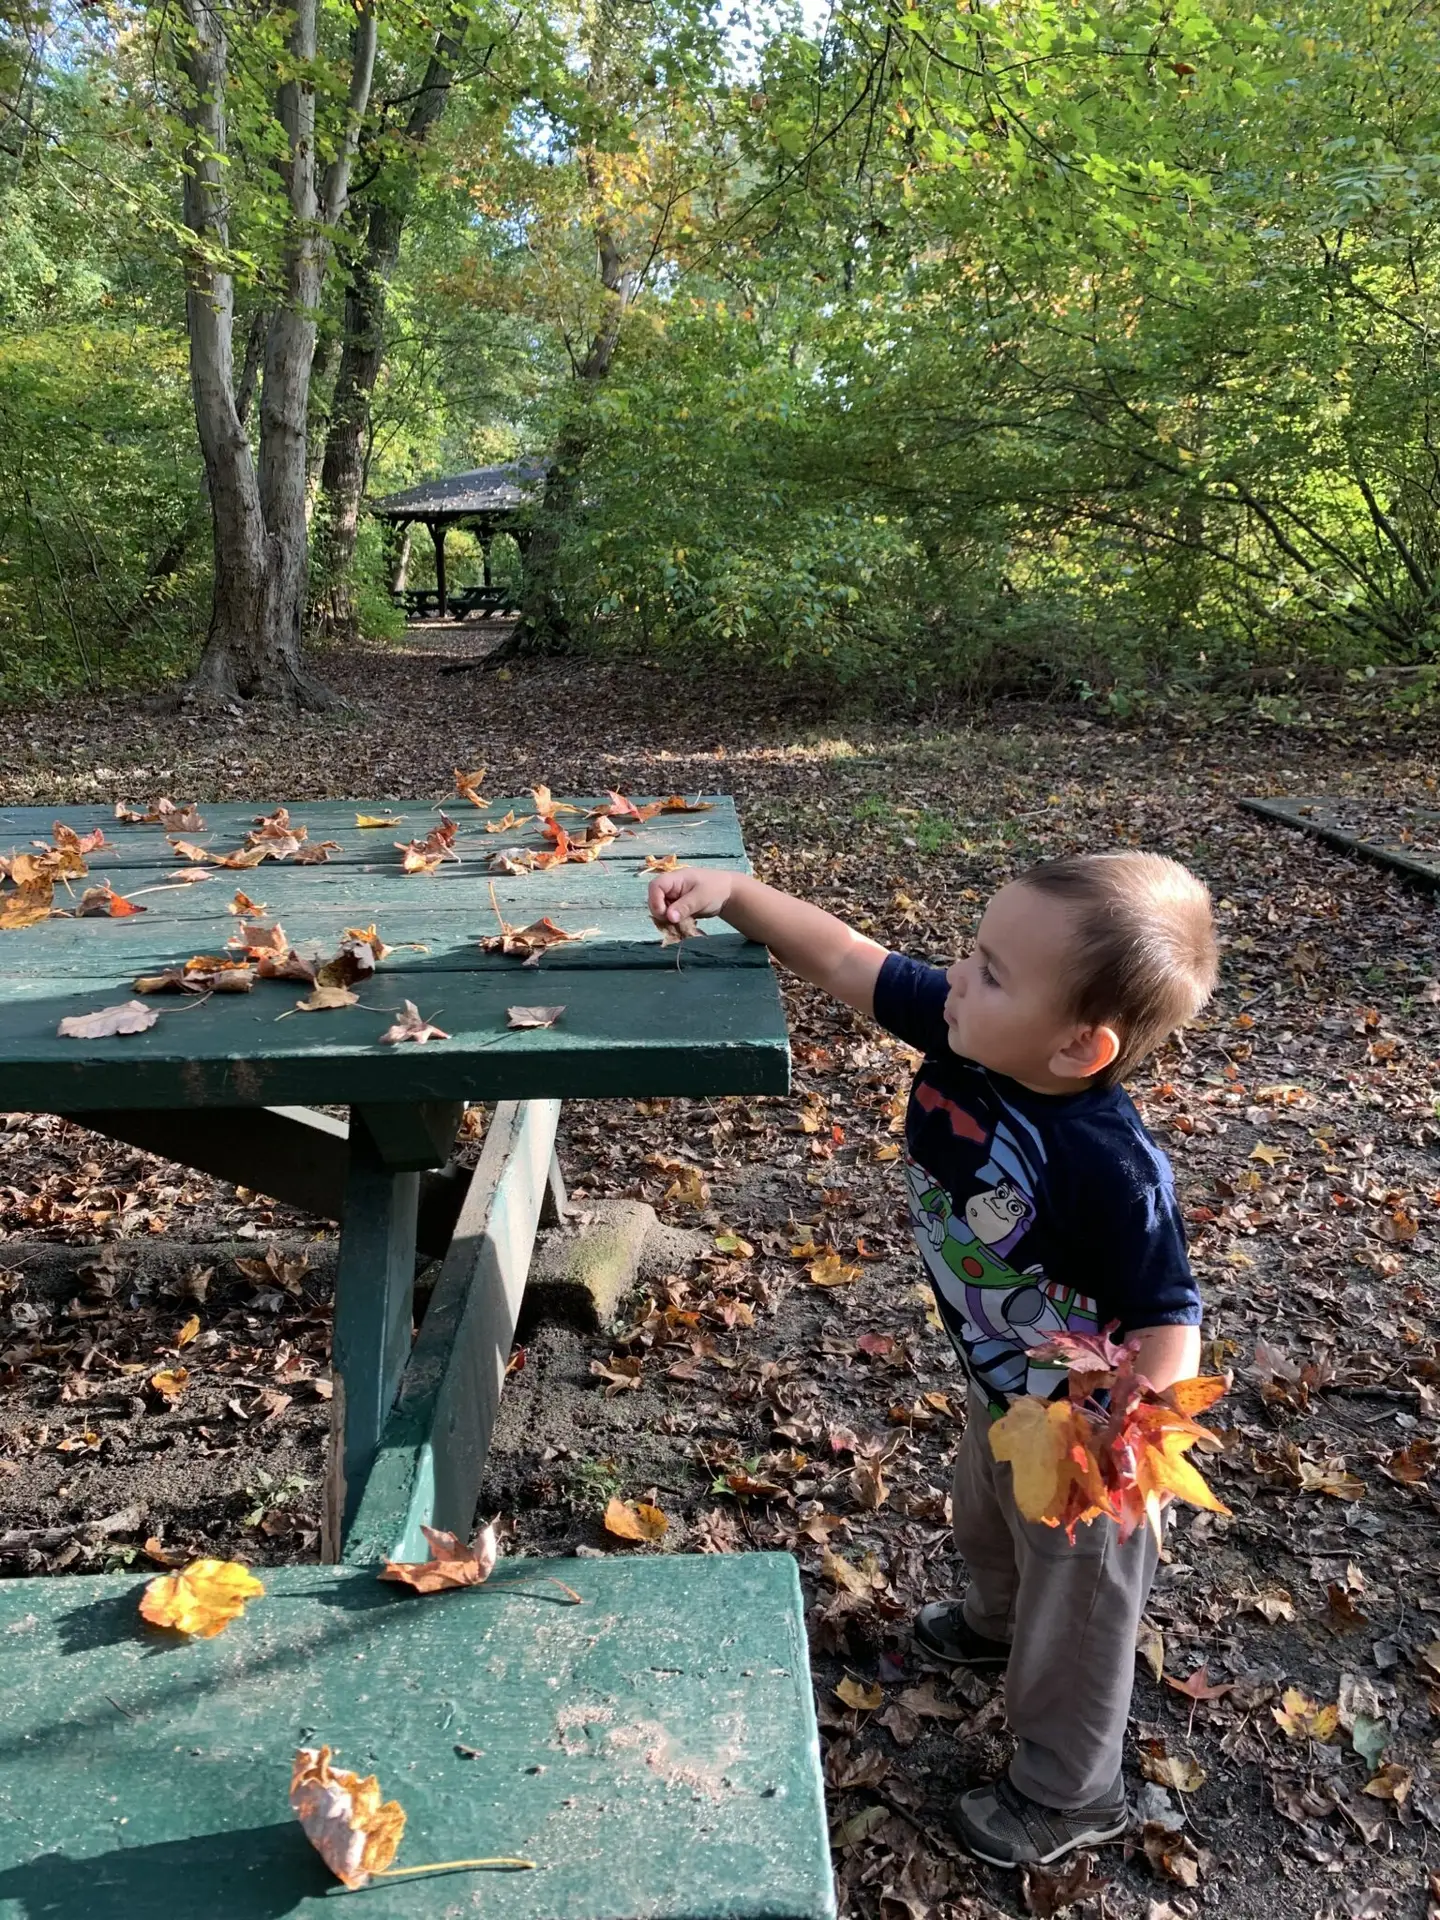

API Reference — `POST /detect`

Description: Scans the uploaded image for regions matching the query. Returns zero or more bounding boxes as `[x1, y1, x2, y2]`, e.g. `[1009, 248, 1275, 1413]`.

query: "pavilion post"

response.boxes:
[390, 523, 413, 592]
[429, 519, 448, 616]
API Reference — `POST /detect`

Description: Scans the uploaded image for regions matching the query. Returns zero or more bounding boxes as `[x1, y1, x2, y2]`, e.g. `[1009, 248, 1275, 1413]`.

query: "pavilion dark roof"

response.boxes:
[370, 458, 549, 521]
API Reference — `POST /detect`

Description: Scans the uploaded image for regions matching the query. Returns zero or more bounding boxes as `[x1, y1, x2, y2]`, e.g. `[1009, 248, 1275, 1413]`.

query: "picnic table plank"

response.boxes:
[0, 966, 788, 1108]
[0, 912, 763, 979]
[0, 1554, 835, 1920]
[1, 796, 742, 870]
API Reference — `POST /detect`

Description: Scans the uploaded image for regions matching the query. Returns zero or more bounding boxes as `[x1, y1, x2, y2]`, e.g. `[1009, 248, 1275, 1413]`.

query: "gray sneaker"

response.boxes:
[913, 1599, 1011, 1668]
[949, 1774, 1129, 1867]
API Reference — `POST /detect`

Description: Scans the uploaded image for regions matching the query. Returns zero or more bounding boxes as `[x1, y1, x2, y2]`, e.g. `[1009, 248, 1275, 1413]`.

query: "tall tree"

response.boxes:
[173, 0, 376, 705]
[313, 11, 469, 635]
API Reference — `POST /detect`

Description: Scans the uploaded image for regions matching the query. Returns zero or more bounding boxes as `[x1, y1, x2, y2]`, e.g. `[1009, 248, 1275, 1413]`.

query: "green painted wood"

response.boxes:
[1, 797, 743, 871]
[326, 1114, 421, 1557]
[0, 967, 791, 1111]
[0, 912, 765, 980]
[356, 1101, 465, 1172]
[0, 852, 751, 924]
[56, 1105, 352, 1221]
[346, 1099, 561, 1565]
[0, 1554, 835, 1920]
[1238, 795, 1440, 892]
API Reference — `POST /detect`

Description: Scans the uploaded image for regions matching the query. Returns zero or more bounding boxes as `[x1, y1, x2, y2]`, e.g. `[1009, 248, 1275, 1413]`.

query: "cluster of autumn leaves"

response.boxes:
[2, 781, 718, 1039]
[136, 1521, 561, 1889]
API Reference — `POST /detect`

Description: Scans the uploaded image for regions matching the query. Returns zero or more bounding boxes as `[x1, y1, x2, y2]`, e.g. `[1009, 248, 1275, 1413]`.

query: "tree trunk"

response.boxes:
[314, 20, 463, 637]
[518, 225, 635, 650]
[176, 0, 376, 706]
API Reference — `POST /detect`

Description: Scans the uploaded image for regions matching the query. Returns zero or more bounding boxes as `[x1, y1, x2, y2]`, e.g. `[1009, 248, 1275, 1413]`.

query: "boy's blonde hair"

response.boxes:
[1021, 852, 1218, 1087]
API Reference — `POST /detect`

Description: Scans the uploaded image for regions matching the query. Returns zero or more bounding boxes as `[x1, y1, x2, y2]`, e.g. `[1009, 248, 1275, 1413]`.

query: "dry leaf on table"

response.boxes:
[57, 1000, 159, 1039]
[454, 768, 487, 807]
[295, 985, 358, 1012]
[290, 1747, 406, 1890]
[356, 813, 402, 829]
[507, 1005, 565, 1029]
[381, 1522, 498, 1593]
[139, 1558, 264, 1637]
[379, 1000, 450, 1045]
[77, 884, 146, 917]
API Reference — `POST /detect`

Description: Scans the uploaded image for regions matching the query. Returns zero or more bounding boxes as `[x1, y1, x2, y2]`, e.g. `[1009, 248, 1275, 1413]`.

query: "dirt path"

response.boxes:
[2, 645, 1437, 1919]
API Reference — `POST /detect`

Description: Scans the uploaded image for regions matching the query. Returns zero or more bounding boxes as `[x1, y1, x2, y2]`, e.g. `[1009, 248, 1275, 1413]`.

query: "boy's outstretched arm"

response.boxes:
[648, 868, 890, 1015]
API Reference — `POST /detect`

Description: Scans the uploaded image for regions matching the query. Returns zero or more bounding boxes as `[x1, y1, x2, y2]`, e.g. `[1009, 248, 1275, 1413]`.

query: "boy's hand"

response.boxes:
[648, 867, 735, 928]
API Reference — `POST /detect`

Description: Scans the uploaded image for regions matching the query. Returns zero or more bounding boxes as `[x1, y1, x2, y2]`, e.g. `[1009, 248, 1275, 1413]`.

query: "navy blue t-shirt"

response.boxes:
[874, 952, 1201, 1413]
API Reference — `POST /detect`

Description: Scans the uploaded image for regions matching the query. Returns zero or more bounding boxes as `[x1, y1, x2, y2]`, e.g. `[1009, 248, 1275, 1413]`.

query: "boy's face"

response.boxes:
[942, 881, 1115, 1091]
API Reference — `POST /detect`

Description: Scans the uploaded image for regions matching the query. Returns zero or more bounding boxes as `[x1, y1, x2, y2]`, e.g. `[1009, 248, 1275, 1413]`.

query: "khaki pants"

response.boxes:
[952, 1395, 1158, 1809]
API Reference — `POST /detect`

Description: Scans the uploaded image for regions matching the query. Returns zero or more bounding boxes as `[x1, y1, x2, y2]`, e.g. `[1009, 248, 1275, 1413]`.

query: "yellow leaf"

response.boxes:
[1272, 1687, 1340, 1742]
[139, 1559, 264, 1637]
[149, 1367, 190, 1401]
[821, 1549, 873, 1597]
[291, 1746, 406, 1889]
[176, 1314, 200, 1348]
[1136, 1621, 1165, 1683]
[807, 1251, 863, 1288]
[603, 1496, 668, 1542]
[989, 1396, 1082, 1521]
[1250, 1142, 1284, 1166]
[835, 1675, 883, 1712]
[355, 813, 403, 829]
[1140, 1747, 1207, 1792]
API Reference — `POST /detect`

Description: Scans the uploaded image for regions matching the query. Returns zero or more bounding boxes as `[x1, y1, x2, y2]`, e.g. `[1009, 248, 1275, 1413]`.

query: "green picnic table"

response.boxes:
[0, 796, 835, 1920]
[0, 794, 789, 1560]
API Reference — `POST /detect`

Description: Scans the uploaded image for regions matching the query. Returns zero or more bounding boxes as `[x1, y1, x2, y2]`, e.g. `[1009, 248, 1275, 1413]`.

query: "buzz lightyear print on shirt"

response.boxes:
[901, 1071, 1101, 1413]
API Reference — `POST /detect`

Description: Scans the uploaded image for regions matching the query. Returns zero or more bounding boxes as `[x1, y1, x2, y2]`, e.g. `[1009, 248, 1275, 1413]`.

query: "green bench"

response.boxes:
[0, 1554, 835, 1919]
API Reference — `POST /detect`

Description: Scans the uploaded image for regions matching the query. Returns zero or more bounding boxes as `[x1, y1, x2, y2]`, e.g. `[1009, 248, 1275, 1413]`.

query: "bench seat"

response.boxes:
[0, 1551, 834, 1920]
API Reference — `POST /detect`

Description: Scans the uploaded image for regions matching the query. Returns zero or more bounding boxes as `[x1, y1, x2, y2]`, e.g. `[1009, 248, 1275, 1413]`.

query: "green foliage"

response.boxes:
[0, 326, 205, 699]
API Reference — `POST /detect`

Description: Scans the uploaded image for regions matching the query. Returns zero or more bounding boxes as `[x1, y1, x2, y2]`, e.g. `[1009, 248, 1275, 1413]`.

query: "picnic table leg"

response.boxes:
[323, 1113, 422, 1560]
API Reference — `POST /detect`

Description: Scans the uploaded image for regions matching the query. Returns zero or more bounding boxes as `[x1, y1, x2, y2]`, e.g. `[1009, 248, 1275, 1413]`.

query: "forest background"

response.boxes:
[1, 0, 1437, 712]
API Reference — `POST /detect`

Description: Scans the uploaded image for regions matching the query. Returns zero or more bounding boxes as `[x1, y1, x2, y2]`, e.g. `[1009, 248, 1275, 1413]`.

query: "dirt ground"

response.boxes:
[2, 632, 1437, 1920]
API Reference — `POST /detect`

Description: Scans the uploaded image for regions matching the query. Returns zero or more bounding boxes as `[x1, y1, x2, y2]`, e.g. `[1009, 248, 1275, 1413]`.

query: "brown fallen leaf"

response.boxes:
[227, 889, 268, 917]
[602, 1496, 668, 1542]
[0, 880, 55, 928]
[482, 884, 597, 963]
[484, 809, 534, 835]
[77, 883, 146, 917]
[176, 1313, 201, 1348]
[290, 1747, 406, 1889]
[57, 1000, 160, 1039]
[1023, 1853, 1110, 1918]
[1164, 1664, 1233, 1703]
[168, 837, 268, 869]
[295, 985, 359, 1012]
[381, 1522, 498, 1593]
[507, 1005, 565, 1029]
[529, 784, 582, 820]
[1272, 1687, 1340, 1742]
[1142, 1822, 1206, 1888]
[149, 1367, 189, 1402]
[292, 840, 341, 865]
[234, 1245, 309, 1295]
[379, 1001, 451, 1045]
[642, 852, 680, 872]
[834, 1675, 883, 1712]
[1139, 1741, 1207, 1791]
[139, 1558, 264, 1637]
[591, 1355, 644, 1396]
[167, 867, 213, 884]
[116, 798, 203, 830]
[355, 813, 402, 829]
[454, 768, 488, 808]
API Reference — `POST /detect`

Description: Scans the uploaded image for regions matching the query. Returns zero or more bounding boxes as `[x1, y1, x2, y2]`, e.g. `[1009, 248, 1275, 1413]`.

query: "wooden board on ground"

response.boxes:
[1239, 795, 1440, 892]
[0, 1554, 835, 1920]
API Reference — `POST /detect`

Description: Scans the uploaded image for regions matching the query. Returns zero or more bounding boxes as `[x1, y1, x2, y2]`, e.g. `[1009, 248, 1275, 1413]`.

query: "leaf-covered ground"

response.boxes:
[2, 635, 1437, 1920]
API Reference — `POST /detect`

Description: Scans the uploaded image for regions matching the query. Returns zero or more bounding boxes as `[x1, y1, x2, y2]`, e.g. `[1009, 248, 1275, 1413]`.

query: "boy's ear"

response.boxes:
[1049, 1023, 1120, 1082]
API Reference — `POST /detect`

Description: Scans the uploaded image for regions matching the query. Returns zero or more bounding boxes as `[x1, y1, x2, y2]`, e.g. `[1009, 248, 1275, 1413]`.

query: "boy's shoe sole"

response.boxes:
[949, 1775, 1129, 1867]
[913, 1600, 1011, 1668]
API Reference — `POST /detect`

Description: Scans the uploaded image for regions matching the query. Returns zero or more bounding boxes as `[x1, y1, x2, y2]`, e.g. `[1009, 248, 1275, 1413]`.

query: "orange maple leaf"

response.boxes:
[139, 1558, 264, 1637]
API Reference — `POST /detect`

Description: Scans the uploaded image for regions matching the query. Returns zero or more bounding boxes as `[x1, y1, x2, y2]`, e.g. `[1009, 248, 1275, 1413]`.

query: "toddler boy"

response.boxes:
[648, 850, 1218, 1867]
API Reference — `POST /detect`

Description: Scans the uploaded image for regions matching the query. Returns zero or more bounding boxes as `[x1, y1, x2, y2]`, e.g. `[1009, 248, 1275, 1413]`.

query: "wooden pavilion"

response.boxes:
[369, 457, 548, 619]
